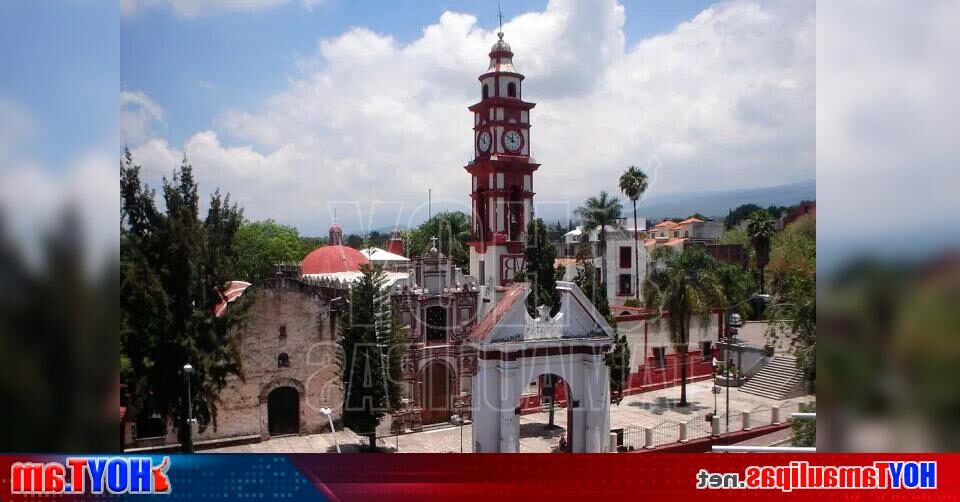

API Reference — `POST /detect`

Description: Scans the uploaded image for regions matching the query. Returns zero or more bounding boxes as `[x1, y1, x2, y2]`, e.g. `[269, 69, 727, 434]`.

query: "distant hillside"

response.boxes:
[622, 180, 815, 220]
[348, 180, 815, 234]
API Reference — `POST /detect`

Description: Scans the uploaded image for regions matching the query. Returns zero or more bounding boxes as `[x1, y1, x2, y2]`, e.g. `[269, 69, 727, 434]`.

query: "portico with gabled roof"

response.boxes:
[469, 281, 614, 453]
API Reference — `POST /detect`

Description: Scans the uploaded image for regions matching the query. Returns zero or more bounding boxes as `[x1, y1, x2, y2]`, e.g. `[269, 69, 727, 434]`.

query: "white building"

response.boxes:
[558, 221, 648, 306]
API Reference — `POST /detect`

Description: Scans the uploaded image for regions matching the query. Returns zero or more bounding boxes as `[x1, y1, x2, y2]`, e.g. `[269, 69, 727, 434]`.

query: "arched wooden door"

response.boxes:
[267, 387, 300, 435]
[420, 362, 452, 425]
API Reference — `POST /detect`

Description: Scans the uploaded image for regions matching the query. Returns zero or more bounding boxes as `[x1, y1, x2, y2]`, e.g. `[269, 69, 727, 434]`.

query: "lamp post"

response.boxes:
[711, 357, 719, 416]
[320, 407, 341, 453]
[451, 414, 464, 453]
[721, 293, 770, 434]
[182, 363, 194, 453]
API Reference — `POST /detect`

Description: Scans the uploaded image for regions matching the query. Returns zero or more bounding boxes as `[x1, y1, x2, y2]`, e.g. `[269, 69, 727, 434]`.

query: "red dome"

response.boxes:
[301, 245, 368, 275]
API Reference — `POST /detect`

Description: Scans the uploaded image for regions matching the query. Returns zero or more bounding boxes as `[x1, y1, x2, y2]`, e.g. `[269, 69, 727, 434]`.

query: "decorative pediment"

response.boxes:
[469, 281, 615, 345]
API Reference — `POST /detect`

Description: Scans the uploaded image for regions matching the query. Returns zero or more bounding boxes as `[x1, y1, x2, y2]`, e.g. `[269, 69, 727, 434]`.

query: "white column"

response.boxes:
[496, 361, 521, 453]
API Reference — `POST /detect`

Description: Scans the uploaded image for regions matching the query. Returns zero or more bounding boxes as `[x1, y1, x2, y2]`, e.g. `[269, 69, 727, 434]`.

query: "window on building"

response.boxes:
[701, 341, 713, 361]
[619, 246, 631, 268]
[425, 306, 447, 343]
[653, 347, 667, 368]
[482, 84, 489, 100]
[278, 325, 287, 345]
[507, 82, 517, 98]
[478, 261, 485, 285]
[278, 353, 290, 368]
[618, 274, 632, 296]
[673, 231, 679, 238]
[684, 231, 689, 238]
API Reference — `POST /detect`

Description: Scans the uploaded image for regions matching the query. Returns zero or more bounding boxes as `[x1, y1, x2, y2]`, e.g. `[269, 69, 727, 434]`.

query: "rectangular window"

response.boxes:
[619, 246, 631, 268]
[653, 347, 667, 368]
[673, 231, 679, 238]
[618, 274, 631, 296]
[701, 341, 713, 361]
[479, 260, 485, 285]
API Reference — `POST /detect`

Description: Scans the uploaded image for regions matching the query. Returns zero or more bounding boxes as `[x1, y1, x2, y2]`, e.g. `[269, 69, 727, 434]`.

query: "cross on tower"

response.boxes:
[497, 1, 504, 38]
[429, 236, 439, 252]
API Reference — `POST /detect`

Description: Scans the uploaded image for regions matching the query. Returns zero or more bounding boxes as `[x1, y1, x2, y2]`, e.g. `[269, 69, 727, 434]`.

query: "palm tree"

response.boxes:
[746, 210, 777, 294]
[644, 246, 724, 406]
[618, 166, 648, 300]
[574, 191, 623, 288]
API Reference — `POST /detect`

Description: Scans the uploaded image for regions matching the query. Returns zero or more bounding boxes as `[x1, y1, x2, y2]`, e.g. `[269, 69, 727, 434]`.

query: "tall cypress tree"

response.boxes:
[523, 218, 560, 317]
[336, 264, 404, 448]
[121, 150, 244, 451]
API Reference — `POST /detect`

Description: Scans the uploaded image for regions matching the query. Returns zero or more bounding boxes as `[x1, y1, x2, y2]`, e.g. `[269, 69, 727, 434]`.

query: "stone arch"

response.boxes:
[259, 378, 306, 438]
[515, 372, 573, 452]
[472, 348, 610, 453]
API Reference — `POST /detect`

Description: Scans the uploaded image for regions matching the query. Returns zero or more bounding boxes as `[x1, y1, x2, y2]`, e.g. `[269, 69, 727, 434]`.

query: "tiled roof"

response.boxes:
[469, 283, 526, 342]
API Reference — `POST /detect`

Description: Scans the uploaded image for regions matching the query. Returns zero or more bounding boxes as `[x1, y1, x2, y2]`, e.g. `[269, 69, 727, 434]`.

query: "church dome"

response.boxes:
[301, 245, 368, 275]
[487, 32, 517, 74]
[490, 35, 512, 54]
[301, 221, 368, 275]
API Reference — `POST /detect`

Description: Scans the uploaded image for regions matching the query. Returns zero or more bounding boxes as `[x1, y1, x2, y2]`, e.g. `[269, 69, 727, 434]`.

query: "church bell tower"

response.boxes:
[466, 28, 540, 307]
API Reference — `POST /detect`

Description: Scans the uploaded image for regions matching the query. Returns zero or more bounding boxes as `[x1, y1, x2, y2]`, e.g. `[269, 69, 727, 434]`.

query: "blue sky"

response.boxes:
[2, 0, 816, 241]
[120, 0, 716, 147]
[0, 0, 118, 167]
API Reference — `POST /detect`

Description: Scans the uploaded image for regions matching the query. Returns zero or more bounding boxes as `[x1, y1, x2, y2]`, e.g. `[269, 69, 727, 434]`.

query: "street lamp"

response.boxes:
[182, 363, 194, 453]
[450, 414, 465, 453]
[721, 293, 769, 434]
[320, 407, 341, 453]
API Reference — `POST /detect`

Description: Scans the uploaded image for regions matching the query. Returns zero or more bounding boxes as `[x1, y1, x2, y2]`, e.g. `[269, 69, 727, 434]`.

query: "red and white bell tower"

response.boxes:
[466, 30, 539, 306]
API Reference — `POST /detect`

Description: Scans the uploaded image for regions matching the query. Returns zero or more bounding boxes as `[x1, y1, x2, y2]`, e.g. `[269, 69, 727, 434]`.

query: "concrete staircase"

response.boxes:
[740, 355, 805, 400]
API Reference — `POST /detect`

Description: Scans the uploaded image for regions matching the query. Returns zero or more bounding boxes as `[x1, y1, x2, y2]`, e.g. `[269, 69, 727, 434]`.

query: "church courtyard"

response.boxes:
[204, 380, 813, 453]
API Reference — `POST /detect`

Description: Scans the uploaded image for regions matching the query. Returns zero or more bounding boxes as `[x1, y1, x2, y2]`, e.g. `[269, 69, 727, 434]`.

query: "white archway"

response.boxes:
[468, 282, 614, 453]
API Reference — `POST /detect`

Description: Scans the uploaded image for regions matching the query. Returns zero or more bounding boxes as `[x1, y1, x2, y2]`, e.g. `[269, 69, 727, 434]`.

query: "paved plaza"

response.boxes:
[204, 380, 812, 453]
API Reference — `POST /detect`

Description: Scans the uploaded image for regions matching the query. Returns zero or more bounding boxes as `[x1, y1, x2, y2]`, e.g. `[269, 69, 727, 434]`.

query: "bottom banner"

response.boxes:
[0, 454, 952, 500]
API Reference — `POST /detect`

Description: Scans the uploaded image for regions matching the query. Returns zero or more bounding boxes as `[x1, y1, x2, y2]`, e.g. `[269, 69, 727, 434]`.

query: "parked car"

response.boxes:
[728, 313, 743, 327]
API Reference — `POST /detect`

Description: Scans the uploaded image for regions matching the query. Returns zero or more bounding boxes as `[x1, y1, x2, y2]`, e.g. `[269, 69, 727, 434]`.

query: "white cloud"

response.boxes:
[121, 90, 165, 145]
[121, 0, 325, 17]
[0, 96, 116, 272]
[130, 0, 815, 234]
[816, 0, 960, 265]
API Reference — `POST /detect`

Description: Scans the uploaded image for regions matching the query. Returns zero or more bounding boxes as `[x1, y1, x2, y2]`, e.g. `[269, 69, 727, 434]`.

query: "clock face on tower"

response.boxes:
[477, 131, 492, 153]
[502, 130, 523, 153]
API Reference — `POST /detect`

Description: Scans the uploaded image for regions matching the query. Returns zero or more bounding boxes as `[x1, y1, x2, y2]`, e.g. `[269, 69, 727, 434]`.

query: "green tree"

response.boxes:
[724, 203, 762, 230]
[605, 333, 631, 405]
[407, 211, 472, 271]
[619, 166, 648, 301]
[644, 246, 724, 406]
[766, 213, 816, 383]
[573, 254, 631, 404]
[747, 210, 777, 294]
[716, 262, 755, 320]
[235, 220, 307, 283]
[337, 265, 404, 448]
[121, 150, 245, 452]
[792, 402, 816, 447]
[575, 192, 623, 287]
[522, 218, 560, 317]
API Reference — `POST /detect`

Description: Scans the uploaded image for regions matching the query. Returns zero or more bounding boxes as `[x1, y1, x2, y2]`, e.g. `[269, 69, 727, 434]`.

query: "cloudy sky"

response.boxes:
[119, 0, 815, 235]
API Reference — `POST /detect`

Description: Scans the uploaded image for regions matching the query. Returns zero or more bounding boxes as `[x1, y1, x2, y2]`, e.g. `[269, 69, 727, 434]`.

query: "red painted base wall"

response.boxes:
[518, 351, 717, 413]
[621, 349, 717, 397]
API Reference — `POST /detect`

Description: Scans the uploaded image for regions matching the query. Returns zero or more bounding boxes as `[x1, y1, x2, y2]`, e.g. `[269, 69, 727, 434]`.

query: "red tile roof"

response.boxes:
[469, 283, 526, 343]
[301, 245, 369, 275]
